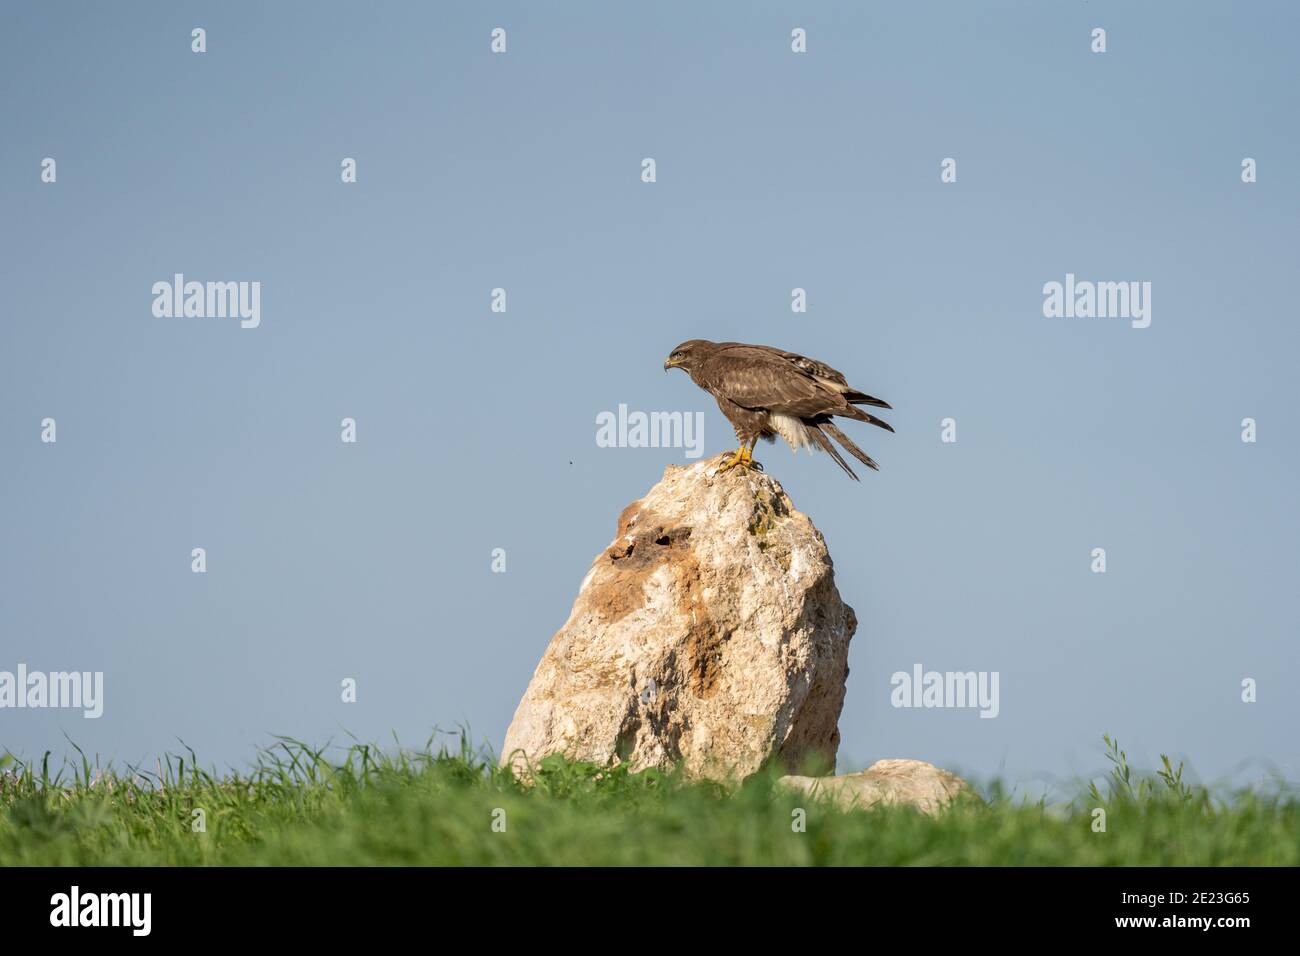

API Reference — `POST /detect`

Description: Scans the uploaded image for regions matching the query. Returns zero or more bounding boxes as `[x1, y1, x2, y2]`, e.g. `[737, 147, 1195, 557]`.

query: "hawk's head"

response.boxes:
[664, 339, 714, 373]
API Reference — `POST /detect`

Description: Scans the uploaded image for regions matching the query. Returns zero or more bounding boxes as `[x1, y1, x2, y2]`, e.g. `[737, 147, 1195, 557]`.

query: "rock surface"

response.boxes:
[776, 759, 971, 814]
[501, 454, 856, 780]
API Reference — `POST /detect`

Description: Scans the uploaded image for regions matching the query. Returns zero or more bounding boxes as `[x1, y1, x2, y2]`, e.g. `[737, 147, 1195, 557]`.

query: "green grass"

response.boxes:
[1, 734, 1296, 865]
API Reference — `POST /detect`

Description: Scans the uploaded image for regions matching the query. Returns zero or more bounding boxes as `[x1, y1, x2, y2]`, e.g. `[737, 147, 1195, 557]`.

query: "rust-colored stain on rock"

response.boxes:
[599, 504, 722, 697]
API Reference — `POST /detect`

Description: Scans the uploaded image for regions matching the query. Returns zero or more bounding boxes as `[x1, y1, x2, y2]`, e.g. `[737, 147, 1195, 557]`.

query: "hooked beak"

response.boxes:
[664, 356, 680, 372]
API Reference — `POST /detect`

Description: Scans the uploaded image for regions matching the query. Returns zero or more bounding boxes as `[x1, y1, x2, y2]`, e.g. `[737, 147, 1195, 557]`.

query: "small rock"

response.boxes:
[777, 759, 972, 814]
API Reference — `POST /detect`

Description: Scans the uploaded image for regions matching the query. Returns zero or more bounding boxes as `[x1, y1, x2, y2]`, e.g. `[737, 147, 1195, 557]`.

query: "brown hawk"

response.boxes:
[664, 339, 893, 480]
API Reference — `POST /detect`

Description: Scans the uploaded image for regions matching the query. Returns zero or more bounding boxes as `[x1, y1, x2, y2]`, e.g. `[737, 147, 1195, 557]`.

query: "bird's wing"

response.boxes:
[699, 347, 843, 418]
[716, 342, 891, 409]
[774, 349, 850, 385]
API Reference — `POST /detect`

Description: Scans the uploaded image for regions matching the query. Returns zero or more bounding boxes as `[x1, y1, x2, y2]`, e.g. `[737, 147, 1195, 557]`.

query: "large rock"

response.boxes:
[776, 759, 972, 815]
[501, 454, 856, 780]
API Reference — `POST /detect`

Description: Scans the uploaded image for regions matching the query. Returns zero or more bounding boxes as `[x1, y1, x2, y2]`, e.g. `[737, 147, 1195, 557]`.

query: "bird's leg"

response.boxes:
[717, 445, 748, 472]
[718, 440, 758, 473]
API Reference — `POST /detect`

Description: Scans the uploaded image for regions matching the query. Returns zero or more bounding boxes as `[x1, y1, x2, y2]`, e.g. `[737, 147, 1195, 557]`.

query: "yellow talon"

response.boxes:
[718, 444, 756, 473]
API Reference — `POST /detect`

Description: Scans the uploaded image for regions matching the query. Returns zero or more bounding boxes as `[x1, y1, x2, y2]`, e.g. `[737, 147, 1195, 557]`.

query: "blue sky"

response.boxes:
[2, 1, 1297, 793]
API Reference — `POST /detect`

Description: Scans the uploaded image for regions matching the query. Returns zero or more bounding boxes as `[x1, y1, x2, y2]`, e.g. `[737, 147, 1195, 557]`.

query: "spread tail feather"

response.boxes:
[807, 423, 860, 481]
[838, 404, 894, 432]
[821, 420, 880, 472]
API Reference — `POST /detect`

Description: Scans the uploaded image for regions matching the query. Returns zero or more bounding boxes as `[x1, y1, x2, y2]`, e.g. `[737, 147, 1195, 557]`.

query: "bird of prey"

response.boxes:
[664, 339, 892, 480]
